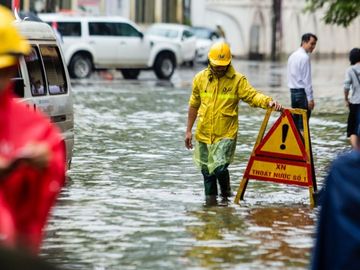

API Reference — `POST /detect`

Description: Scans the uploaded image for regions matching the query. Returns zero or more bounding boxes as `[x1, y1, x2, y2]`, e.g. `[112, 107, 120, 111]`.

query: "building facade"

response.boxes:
[191, 0, 360, 59]
[4, 0, 190, 25]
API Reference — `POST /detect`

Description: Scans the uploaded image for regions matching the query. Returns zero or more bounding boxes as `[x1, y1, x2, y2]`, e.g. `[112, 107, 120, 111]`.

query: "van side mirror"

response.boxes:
[11, 77, 25, 98]
[138, 31, 144, 39]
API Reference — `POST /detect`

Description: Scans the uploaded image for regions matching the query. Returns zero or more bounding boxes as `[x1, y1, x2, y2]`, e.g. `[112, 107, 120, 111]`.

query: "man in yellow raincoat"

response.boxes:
[185, 42, 282, 204]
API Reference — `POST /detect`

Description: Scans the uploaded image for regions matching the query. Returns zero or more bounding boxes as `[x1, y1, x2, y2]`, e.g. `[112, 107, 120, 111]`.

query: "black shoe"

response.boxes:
[218, 196, 230, 206]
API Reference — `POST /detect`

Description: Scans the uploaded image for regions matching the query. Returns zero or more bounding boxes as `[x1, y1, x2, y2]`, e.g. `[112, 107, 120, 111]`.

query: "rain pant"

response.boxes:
[0, 84, 65, 253]
[189, 65, 272, 172]
[194, 139, 236, 175]
[311, 150, 360, 270]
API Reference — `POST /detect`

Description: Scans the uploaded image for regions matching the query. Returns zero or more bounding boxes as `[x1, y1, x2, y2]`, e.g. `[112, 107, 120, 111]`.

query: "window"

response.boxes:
[210, 32, 220, 40]
[11, 65, 24, 98]
[24, 46, 46, 96]
[89, 22, 116, 36]
[147, 27, 178, 38]
[193, 28, 220, 40]
[182, 29, 194, 39]
[40, 45, 67, 95]
[57, 22, 81, 37]
[116, 23, 142, 37]
[89, 22, 141, 37]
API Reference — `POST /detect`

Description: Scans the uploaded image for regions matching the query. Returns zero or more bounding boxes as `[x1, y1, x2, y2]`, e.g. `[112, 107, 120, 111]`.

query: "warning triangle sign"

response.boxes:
[234, 108, 317, 207]
[255, 110, 307, 160]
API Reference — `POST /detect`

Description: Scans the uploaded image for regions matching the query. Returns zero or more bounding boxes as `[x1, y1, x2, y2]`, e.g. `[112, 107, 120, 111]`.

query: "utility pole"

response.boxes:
[271, 0, 282, 61]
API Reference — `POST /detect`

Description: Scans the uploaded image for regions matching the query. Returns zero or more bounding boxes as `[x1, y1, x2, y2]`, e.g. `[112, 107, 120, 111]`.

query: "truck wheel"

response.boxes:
[69, 54, 92, 79]
[154, 53, 175, 80]
[120, 69, 140, 79]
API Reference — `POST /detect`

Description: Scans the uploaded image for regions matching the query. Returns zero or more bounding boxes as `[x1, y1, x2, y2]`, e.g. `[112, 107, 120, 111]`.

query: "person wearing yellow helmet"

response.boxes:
[185, 41, 282, 205]
[0, 5, 66, 254]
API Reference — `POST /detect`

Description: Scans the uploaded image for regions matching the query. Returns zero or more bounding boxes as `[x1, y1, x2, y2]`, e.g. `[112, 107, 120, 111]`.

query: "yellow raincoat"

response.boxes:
[189, 65, 272, 144]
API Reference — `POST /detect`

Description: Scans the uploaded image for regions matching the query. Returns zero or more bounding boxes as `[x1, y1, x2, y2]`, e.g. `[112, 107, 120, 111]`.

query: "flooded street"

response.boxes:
[42, 58, 350, 270]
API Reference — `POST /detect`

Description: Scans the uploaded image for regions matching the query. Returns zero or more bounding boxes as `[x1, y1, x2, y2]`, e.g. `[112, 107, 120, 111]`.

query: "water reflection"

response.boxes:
[186, 206, 248, 269]
[187, 206, 245, 241]
[247, 207, 314, 269]
[185, 206, 314, 270]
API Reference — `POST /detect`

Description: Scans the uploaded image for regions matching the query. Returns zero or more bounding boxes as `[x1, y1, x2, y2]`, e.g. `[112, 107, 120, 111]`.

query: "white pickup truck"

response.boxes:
[39, 13, 182, 80]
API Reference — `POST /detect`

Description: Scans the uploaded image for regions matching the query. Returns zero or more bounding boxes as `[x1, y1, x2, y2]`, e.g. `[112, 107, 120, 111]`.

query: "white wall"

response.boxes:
[104, 0, 130, 17]
[192, 0, 360, 58]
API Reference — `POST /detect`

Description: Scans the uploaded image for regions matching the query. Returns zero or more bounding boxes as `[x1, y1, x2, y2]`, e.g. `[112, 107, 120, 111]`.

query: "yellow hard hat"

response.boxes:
[0, 5, 30, 69]
[208, 41, 232, 66]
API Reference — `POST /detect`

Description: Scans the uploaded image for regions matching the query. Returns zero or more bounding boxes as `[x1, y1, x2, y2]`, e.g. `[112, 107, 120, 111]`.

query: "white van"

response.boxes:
[12, 20, 74, 169]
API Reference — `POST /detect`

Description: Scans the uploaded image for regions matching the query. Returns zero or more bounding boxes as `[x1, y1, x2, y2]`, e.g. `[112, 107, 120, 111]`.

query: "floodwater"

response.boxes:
[42, 58, 350, 270]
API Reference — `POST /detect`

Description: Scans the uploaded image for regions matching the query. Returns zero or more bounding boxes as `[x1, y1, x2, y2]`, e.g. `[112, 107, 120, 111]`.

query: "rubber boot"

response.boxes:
[201, 168, 218, 197]
[205, 195, 218, 206]
[214, 165, 231, 201]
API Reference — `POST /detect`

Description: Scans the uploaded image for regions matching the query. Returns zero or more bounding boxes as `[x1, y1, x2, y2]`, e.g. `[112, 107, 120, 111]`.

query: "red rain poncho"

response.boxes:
[0, 84, 65, 253]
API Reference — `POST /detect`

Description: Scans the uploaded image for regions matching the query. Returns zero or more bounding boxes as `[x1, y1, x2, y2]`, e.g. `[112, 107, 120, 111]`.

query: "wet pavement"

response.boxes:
[42, 58, 350, 270]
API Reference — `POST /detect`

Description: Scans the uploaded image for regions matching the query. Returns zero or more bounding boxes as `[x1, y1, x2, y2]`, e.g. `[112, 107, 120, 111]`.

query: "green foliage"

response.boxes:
[305, 0, 360, 27]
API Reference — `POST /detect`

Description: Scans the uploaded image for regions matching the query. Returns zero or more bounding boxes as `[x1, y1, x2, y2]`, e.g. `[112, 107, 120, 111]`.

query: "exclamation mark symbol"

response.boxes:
[280, 124, 289, 150]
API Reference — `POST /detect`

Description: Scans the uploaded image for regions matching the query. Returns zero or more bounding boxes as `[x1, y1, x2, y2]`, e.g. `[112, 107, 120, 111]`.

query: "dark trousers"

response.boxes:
[347, 103, 360, 137]
[290, 88, 311, 131]
[201, 164, 231, 197]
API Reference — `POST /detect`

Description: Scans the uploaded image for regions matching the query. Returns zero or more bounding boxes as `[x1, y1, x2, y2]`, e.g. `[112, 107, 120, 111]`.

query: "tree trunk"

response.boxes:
[271, 0, 282, 61]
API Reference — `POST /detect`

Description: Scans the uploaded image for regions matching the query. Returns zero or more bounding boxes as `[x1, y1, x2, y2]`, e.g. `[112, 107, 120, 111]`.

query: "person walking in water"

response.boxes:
[344, 48, 360, 149]
[185, 41, 282, 205]
[287, 33, 317, 132]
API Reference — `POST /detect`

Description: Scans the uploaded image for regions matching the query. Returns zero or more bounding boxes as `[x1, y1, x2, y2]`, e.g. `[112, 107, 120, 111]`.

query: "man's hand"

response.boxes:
[185, 131, 193, 149]
[345, 99, 350, 107]
[308, 100, 315, 110]
[268, 100, 283, 111]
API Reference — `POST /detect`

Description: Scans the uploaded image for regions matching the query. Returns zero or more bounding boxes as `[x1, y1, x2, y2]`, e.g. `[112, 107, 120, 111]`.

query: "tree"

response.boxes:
[305, 0, 360, 27]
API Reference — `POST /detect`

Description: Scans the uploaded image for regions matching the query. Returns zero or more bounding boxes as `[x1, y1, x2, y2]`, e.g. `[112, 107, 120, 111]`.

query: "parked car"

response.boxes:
[38, 13, 182, 80]
[191, 26, 224, 64]
[146, 23, 197, 66]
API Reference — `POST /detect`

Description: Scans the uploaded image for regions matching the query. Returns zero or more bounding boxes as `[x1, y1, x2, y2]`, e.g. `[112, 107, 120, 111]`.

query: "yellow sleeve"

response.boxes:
[189, 75, 201, 108]
[238, 76, 272, 109]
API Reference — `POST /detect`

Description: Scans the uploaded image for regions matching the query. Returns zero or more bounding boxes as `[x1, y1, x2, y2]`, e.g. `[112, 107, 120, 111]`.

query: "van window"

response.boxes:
[57, 22, 81, 37]
[40, 45, 67, 95]
[24, 46, 47, 96]
[11, 65, 24, 98]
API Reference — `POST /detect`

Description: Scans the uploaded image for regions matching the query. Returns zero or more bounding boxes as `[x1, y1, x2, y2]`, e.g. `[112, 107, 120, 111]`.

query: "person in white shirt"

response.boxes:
[344, 48, 360, 148]
[287, 33, 318, 132]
